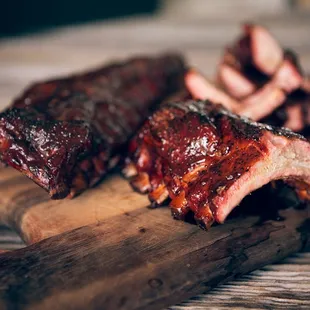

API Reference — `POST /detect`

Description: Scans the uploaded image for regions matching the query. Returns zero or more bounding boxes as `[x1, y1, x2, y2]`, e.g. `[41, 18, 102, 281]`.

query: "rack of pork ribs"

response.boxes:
[124, 24, 310, 228]
[0, 54, 187, 198]
[185, 24, 310, 135]
[124, 100, 310, 228]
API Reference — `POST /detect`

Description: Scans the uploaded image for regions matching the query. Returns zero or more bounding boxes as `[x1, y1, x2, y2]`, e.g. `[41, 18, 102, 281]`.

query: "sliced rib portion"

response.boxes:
[0, 54, 187, 198]
[217, 64, 255, 99]
[180, 23, 310, 134]
[125, 100, 310, 228]
[185, 69, 285, 121]
[216, 23, 310, 133]
[222, 24, 283, 79]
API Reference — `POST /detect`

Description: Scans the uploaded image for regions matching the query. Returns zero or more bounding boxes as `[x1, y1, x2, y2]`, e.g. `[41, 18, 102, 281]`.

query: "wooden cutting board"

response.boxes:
[0, 168, 151, 244]
[0, 166, 309, 309]
[0, 166, 307, 245]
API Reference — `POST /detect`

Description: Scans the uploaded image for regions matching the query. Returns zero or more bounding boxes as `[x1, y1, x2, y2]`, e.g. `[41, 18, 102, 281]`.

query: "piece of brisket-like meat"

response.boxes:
[0, 54, 187, 199]
[185, 69, 286, 121]
[124, 100, 310, 228]
[217, 24, 310, 132]
[185, 24, 310, 133]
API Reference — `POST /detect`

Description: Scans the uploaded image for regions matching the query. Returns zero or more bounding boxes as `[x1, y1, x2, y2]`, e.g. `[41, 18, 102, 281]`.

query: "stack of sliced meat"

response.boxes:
[186, 24, 310, 134]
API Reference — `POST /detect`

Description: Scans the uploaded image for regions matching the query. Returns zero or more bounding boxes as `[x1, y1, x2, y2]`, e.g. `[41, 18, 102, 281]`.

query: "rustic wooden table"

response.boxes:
[0, 12, 309, 309]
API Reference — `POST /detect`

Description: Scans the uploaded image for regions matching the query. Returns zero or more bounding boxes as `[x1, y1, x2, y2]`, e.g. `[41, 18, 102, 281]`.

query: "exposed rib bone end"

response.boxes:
[126, 100, 310, 229]
[214, 132, 310, 223]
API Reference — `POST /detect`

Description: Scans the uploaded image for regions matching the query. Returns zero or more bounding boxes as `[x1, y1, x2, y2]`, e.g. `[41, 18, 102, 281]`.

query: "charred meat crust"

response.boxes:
[0, 54, 187, 198]
[217, 24, 310, 132]
[125, 100, 310, 228]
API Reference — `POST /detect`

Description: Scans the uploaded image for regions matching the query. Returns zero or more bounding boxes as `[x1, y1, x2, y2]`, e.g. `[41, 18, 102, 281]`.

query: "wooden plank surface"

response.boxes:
[0, 168, 151, 244]
[170, 253, 310, 310]
[1, 225, 309, 310]
[0, 13, 310, 309]
[0, 205, 309, 310]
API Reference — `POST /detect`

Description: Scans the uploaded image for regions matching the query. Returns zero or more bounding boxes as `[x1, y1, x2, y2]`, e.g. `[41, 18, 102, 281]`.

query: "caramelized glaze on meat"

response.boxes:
[0, 54, 187, 198]
[0, 109, 92, 198]
[125, 100, 310, 228]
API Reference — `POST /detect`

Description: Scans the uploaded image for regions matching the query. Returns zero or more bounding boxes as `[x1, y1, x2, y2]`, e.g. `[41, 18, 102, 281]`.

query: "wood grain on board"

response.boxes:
[0, 168, 150, 244]
[0, 202, 308, 310]
[170, 252, 310, 310]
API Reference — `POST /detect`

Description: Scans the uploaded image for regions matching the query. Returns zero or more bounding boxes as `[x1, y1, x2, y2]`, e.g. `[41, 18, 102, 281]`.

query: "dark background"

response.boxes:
[0, 1, 159, 37]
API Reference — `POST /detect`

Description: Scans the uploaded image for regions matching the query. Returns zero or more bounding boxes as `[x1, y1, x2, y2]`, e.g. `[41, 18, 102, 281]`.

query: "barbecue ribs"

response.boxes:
[218, 24, 310, 132]
[186, 24, 310, 133]
[125, 100, 310, 228]
[0, 54, 187, 198]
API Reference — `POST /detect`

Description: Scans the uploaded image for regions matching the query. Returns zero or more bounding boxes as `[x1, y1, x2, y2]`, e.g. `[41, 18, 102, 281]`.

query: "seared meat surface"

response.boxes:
[218, 24, 310, 132]
[186, 24, 310, 134]
[125, 100, 310, 228]
[0, 54, 187, 198]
